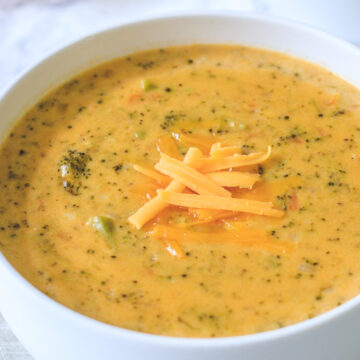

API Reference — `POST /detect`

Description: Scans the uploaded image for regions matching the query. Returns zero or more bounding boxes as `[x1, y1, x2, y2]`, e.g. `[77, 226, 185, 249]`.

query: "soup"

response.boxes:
[1, 45, 360, 338]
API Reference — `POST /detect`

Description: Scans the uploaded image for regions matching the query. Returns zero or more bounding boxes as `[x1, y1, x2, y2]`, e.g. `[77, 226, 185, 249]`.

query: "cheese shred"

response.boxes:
[128, 143, 290, 253]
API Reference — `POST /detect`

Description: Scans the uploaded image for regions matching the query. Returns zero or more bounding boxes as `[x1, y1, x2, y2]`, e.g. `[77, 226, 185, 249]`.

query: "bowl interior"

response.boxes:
[1, 12, 360, 144]
[1, 12, 360, 349]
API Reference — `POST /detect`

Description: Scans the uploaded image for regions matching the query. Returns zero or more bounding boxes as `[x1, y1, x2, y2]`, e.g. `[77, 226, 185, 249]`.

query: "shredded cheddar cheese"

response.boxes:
[184, 209, 235, 226]
[157, 190, 283, 217]
[128, 147, 202, 229]
[155, 153, 232, 197]
[128, 143, 288, 252]
[133, 164, 171, 187]
[200, 146, 272, 172]
[206, 171, 260, 188]
[148, 225, 292, 253]
[156, 134, 182, 160]
[171, 132, 215, 153]
[210, 142, 242, 158]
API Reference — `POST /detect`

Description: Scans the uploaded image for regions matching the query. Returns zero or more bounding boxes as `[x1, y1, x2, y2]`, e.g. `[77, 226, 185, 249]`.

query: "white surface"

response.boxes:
[0, 2, 360, 359]
[2, 13, 360, 360]
[1, 0, 360, 94]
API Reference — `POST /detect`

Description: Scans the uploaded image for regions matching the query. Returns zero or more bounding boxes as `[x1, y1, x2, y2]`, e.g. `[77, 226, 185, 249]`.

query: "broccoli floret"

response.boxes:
[58, 150, 91, 195]
[87, 216, 115, 250]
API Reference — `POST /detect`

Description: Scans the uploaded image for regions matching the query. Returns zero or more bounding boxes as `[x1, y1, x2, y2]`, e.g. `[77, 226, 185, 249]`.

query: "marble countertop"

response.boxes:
[1, 0, 360, 94]
[0, 0, 359, 359]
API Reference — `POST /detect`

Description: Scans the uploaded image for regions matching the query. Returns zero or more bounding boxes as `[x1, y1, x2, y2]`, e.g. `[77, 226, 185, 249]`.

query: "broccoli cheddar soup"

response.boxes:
[2, 45, 360, 338]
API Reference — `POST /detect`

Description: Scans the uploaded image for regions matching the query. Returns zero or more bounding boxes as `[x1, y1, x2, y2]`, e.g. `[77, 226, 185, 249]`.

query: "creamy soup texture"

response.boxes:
[1, 45, 360, 337]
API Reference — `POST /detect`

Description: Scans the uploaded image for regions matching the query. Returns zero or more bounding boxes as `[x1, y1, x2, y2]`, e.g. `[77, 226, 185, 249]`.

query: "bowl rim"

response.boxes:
[1, 9, 360, 348]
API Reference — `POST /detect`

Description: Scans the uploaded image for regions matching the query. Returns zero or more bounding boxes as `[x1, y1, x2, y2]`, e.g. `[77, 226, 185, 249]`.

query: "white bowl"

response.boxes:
[1, 12, 360, 360]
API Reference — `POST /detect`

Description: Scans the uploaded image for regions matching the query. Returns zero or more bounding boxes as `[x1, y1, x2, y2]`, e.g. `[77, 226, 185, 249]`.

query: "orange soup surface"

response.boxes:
[1, 45, 360, 337]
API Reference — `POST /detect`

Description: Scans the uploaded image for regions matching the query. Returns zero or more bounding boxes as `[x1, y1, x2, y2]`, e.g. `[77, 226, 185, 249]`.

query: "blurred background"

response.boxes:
[0, 0, 359, 358]
[1, 0, 360, 93]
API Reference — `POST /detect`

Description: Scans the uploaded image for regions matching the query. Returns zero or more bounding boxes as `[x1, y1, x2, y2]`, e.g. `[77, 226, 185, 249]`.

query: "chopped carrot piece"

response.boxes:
[324, 93, 339, 106]
[158, 190, 284, 217]
[128, 93, 142, 103]
[316, 127, 327, 137]
[155, 153, 231, 197]
[289, 190, 298, 211]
